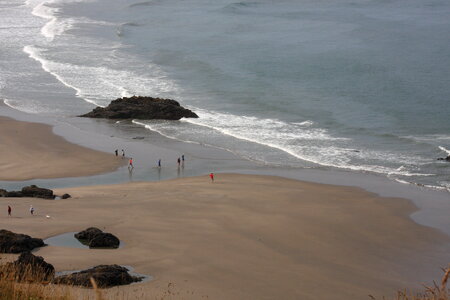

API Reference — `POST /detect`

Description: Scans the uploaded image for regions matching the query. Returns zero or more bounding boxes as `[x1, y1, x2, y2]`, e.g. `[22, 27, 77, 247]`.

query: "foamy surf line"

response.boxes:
[22, 45, 102, 107]
[131, 108, 436, 178]
[31, 0, 70, 40]
[439, 146, 450, 155]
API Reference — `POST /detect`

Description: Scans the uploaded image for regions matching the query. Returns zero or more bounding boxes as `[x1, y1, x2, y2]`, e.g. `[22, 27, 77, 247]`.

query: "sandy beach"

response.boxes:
[0, 116, 124, 181]
[0, 117, 449, 300]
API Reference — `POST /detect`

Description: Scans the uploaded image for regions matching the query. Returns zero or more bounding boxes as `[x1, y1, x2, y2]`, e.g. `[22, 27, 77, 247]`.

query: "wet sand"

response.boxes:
[0, 116, 124, 180]
[0, 117, 449, 300]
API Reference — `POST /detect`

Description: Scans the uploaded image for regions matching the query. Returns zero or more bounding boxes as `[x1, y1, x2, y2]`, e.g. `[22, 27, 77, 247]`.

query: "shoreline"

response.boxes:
[0, 116, 125, 181]
[0, 103, 449, 237]
[0, 110, 449, 299]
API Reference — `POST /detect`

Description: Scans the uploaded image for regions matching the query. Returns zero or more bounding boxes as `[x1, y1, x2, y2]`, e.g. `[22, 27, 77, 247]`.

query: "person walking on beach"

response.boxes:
[8, 205, 11, 216]
[115, 149, 118, 156]
[122, 149, 125, 158]
[129, 158, 134, 169]
[182, 155, 185, 162]
[30, 205, 34, 216]
[177, 157, 181, 167]
[209, 173, 214, 182]
[158, 159, 161, 168]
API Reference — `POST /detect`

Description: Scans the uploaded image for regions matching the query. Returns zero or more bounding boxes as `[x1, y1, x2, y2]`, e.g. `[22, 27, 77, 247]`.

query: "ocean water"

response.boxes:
[1, 0, 449, 191]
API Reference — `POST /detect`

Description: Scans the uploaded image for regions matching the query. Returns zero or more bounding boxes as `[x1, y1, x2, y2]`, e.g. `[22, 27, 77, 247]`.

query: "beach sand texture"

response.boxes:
[0, 117, 449, 300]
[0, 116, 123, 180]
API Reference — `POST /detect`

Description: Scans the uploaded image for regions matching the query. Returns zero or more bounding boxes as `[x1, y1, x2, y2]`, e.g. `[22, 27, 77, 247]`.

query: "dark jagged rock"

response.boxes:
[75, 228, 120, 249]
[79, 96, 199, 120]
[5, 191, 23, 197]
[89, 233, 120, 249]
[0, 229, 46, 253]
[61, 193, 71, 199]
[0, 185, 57, 199]
[53, 265, 142, 288]
[74, 227, 103, 243]
[437, 155, 450, 161]
[22, 185, 55, 199]
[0, 252, 55, 282]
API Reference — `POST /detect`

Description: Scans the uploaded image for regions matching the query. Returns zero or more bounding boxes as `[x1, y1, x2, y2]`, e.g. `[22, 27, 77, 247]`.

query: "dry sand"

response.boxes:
[0, 117, 449, 300]
[0, 116, 123, 180]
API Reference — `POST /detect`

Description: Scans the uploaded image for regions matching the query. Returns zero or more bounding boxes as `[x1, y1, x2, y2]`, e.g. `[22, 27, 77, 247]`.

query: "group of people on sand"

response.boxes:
[114, 149, 215, 182]
[6, 204, 34, 217]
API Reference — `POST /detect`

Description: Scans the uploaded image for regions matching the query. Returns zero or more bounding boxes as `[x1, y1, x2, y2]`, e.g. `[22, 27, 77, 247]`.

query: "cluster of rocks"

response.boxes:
[75, 227, 120, 249]
[0, 230, 141, 287]
[79, 96, 199, 120]
[0, 229, 46, 253]
[0, 252, 141, 287]
[0, 185, 71, 200]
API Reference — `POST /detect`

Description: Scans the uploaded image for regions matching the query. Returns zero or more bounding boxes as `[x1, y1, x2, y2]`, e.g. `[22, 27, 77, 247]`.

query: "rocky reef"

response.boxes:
[79, 96, 198, 120]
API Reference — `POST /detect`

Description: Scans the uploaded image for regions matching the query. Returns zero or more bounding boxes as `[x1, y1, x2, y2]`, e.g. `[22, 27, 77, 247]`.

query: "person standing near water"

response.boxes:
[158, 159, 161, 168]
[8, 205, 11, 216]
[177, 157, 181, 167]
[30, 205, 34, 215]
[129, 158, 134, 169]
[122, 149, 125, 158]
[115, 149, 118, 156]
[210, 173, 214, 182]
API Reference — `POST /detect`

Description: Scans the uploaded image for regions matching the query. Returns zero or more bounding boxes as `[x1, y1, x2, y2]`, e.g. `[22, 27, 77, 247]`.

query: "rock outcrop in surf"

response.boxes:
[437, 155, 450, 161]
[79, 96, 199, 120]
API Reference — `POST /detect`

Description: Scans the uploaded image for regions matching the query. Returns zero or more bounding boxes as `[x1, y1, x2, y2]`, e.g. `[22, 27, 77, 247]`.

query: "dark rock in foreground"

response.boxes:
[74, 227, 103, 242]
[0, 252, 55, 282]
[0, 229, 46, 253]
[53, 265, 142, 288]
[75, 227, 120, 249]
[79, 96, 199, 120]
[0, 185, 63, 199]
[89, 233, 120, 249]
[22, 185, 55, 199]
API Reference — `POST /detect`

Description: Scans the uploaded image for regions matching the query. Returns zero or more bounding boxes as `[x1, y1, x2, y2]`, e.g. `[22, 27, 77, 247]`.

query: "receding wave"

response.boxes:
[129, 1, 154, 8]
[31, 0, 114, 40]
[116, 22, 140, 37]
[23, 45, 178, 107]
[31, 0, 70, 40]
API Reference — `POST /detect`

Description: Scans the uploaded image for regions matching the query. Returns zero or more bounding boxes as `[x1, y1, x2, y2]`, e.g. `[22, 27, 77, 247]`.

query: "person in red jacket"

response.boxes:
[209, 173, 214, 182]
[129, 158, 134, 169]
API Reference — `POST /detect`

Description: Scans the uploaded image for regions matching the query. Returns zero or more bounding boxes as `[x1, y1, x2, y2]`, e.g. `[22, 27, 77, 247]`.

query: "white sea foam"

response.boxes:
[438, 146, 450, 155]
[131, 107, 434, 178]
[292, 120, 313, 127]
[31, 0, 105, 40]
[23, 45, 178, 107]
[4, 98, 61, 114]
[32, 0, 64, 40]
